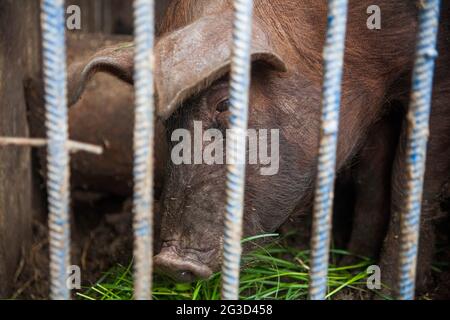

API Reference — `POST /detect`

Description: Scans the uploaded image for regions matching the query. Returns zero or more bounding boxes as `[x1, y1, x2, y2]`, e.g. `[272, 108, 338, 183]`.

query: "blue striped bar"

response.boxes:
[308, 0, 348, 300]
[221, 0, 254, 300]
[132, 0, 156, 300]
[41, 0, 71, 300]
[398, 0, 440, 300]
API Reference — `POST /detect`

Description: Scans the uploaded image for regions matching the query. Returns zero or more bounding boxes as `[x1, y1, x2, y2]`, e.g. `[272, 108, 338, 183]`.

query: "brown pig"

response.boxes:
[60, 0, 450, 298]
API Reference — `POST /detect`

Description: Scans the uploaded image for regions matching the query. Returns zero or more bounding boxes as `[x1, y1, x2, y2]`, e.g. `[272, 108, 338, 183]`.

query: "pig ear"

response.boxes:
[155, 14, 287, 119]
[67, 13, 287, 117]
[67, 43, 135, 107]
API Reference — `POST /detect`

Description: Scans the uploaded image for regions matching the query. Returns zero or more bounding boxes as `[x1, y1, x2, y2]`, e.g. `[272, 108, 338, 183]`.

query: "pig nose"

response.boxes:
[154, 249, 213, 283]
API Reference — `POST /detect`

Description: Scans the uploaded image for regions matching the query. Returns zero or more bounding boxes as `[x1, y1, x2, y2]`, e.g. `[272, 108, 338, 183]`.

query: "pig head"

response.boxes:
[64, 0, 421, 282]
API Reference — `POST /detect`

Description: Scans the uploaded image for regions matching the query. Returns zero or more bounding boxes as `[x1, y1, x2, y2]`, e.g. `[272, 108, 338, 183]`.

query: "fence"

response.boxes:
[1, 0, 441, 300]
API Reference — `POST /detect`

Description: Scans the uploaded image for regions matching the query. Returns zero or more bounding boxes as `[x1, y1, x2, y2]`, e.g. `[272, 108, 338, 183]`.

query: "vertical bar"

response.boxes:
[221, 0, 254, 300]
[398, 0, 440, 300]
[308, 0, 348, 300]
[132, 0, 156, 300]
[41, 0, 71, 300]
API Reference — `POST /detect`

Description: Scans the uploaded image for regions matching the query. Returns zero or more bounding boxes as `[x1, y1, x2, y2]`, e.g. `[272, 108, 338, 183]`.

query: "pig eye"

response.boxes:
[214, 97, 230, 129]
[216, 98, 230, 113]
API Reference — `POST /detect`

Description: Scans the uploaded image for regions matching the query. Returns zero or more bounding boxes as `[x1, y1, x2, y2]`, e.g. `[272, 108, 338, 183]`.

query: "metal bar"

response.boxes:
[221, 0, 254, 300]
[308, 0, 348, 300]
[41, 0, 71, 300]
[132, 0, 156, 300]
[398, 0, 440, 301]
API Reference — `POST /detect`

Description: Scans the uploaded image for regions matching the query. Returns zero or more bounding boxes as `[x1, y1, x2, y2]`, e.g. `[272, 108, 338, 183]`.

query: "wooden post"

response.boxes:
[0, 0, 42, 297]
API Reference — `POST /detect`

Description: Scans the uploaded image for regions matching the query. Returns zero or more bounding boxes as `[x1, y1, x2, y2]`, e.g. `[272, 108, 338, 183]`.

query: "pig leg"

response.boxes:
[344, 115, 399, 263]
[379, 91, 450, 298]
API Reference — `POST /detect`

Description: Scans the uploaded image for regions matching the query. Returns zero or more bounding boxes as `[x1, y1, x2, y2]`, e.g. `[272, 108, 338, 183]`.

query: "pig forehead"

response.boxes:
[188, 0, 232, 16]
[162, 0, 233, 32]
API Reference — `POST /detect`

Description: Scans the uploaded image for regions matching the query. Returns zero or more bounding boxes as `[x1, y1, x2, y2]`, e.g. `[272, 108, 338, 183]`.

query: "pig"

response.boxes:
[56, 0, 449, 297]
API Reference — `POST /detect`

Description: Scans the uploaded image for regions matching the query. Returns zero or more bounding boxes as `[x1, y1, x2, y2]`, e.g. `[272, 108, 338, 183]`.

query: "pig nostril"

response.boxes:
[154, 250, 214, 282]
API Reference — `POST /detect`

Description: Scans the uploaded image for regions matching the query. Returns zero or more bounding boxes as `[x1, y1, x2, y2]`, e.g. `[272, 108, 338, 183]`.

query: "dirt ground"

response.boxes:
[10, 193, 450, 300]
[11, 192, 134, 299]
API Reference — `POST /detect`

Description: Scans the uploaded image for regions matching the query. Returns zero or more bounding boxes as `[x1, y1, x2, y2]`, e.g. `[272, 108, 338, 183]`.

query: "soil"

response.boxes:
[11, 192, 134, 299]
[10, 193, 450, 300]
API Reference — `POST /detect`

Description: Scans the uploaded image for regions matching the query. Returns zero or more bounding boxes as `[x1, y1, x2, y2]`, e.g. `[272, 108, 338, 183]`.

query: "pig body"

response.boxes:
[154, 0, 450, 295]
[52, 0, 449, 297]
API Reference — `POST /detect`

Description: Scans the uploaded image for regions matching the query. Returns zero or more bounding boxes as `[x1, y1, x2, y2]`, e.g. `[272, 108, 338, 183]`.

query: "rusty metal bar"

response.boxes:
[398, 0, 440, 300]
[221, 0, 254, 300]
[132, 0, 156, 300]
[41, 0, 71, 300]
[309, 0, 348, 300]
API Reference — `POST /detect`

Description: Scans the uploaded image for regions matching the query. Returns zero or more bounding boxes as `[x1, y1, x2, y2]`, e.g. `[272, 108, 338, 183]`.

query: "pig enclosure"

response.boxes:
[0, 0, 449, 300]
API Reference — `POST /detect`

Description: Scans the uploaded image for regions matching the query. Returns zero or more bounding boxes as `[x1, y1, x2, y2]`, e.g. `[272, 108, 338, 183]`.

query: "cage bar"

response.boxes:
[41, 0, 71, 300]
[308, 0, 348, 300]
[398, 0, 440, 300]
[221, 0, 254, 300]
[132, 0, 156, 300]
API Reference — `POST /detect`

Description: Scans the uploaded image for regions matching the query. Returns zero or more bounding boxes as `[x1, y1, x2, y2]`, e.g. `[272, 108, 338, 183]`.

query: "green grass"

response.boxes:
[77, 234, 384, 300]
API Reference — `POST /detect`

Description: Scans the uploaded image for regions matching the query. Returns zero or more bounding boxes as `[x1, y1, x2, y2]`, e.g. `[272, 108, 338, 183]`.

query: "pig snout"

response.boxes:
[154, 246, 214, 282]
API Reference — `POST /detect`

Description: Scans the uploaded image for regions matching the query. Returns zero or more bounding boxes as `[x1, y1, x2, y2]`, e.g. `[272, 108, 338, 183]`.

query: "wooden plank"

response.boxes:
[0, 0, 41, 298]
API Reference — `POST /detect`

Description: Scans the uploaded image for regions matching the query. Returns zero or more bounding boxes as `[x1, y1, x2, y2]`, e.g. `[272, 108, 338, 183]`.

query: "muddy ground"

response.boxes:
[10, 192, 450, 300]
